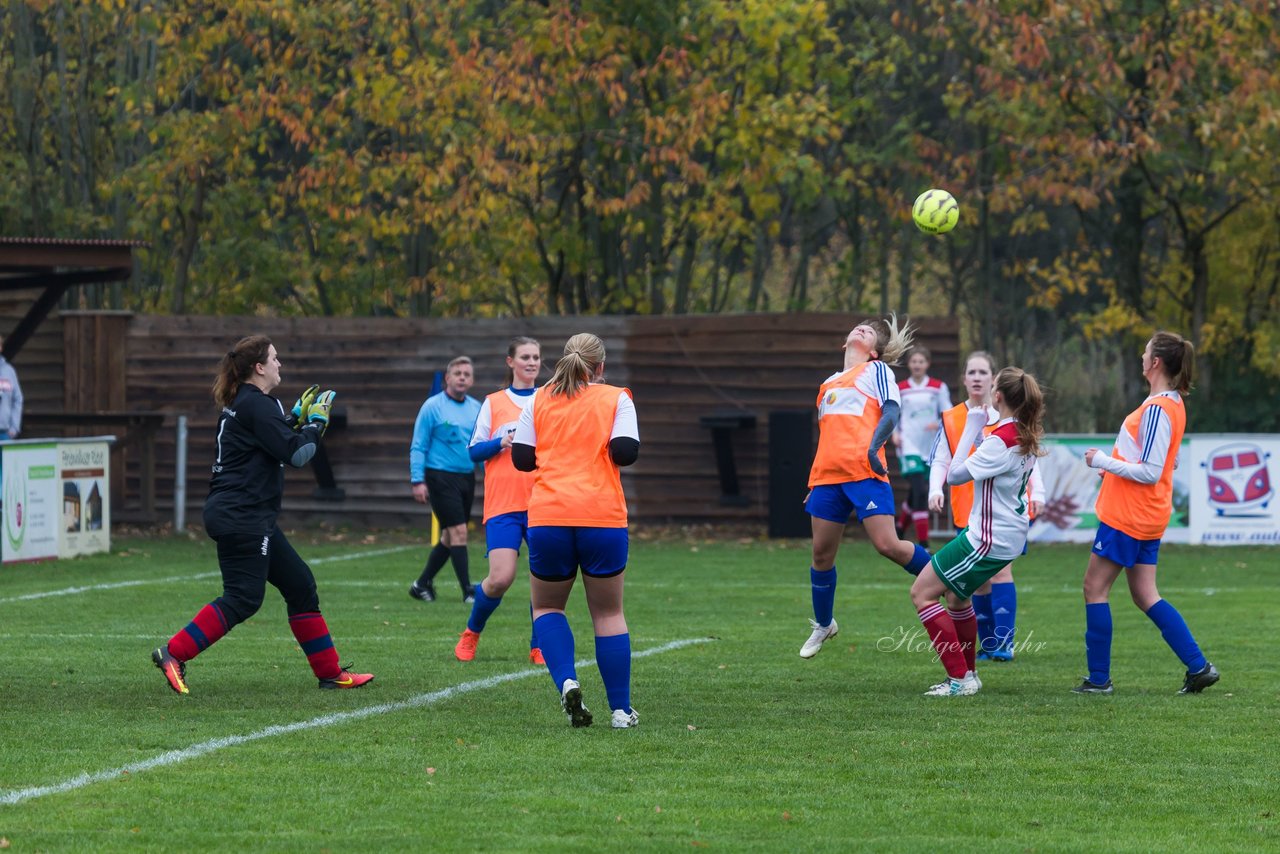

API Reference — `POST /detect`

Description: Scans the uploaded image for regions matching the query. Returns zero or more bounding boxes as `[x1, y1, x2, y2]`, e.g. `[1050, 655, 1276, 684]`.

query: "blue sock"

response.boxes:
[972, 592, 995, 654]
[595, 632, 632, 713]
[532, 612, 576, 691]
[529, 603, 537, 651]
[991, 581, 1017, 652]
[465, 584, 502, 633]
[810, 567, 837, 627]
[1085, 602, 1113, 685]
[1145, 599, 1207, 673]
[903, 544, 931, 576]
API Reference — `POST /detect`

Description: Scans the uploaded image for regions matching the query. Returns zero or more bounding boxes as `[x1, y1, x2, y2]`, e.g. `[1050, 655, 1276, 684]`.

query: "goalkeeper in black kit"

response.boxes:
[151, 335, 374, 694]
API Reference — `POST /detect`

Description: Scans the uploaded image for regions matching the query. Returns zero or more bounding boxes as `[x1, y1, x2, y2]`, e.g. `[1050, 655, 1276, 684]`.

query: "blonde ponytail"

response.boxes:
[547, 333, 606, 398]
[858, 313, 916, 365]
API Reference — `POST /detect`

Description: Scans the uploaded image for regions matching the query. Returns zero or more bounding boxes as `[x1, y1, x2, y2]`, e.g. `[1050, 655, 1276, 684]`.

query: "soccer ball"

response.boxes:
[912, 189, 959, 234]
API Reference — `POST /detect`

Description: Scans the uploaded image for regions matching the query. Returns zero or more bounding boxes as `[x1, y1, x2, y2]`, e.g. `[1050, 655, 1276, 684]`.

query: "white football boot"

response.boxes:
[799, 619, 839, 659]
[560, 678, 593, 727]
[611, 708, 640, 729]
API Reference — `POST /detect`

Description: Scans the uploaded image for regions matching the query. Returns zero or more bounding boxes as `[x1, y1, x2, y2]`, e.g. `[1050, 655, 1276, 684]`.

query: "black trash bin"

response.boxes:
[768, 410, 813, 538]
[699, 410, 757, 507]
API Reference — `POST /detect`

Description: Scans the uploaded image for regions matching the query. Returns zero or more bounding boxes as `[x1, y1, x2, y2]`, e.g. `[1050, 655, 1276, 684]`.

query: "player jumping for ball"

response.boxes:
[799, 315, 933, 660]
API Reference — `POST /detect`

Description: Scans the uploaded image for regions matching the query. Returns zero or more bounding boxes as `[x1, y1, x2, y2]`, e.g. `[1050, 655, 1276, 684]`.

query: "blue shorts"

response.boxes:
[485, 511, 528, 555]
[806, 479, 896, 524]
[527, 526, 628, 581]
[1092, 521, 1161, 568]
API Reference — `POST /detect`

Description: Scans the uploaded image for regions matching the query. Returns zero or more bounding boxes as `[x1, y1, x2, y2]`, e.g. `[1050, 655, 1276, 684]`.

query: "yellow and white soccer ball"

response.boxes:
[912, 189, 959, 234]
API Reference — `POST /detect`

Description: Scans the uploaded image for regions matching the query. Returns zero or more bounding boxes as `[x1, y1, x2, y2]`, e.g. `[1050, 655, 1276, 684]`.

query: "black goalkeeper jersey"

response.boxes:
[203, 383, 322, 537]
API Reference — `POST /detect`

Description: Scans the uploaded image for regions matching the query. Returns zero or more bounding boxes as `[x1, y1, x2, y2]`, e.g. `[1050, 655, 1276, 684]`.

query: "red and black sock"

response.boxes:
[918, 603, 968, 679]
[289, 612, 340, 680]
[167, 602, 229, 662]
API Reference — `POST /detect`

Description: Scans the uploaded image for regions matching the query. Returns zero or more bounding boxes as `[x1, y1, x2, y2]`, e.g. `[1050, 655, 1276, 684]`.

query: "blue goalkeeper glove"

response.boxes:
[306, 390, 337, 435]
[291, 384, 319, 429]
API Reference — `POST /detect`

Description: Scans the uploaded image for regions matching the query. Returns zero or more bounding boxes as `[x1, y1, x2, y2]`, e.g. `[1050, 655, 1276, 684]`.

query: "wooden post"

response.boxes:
[63, 311, 132, 413]
[63, 311, 134, 508]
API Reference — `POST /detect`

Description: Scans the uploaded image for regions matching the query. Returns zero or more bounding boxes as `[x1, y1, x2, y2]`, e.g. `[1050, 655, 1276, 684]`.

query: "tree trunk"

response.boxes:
[405, 226, 434, 317]
[646, 176, 666, 314]
[170, 170, 206, 314]
[1187, 231, 1211, 400]
[898, 227, 914, 315]
[748, 224, 770, 312]
[1114, 166, 1146, 312]
[790, 238, 812, 312]
[979, 190, 993, 351]
[878, 221, 892, 316]
[673, 228, 697, 315]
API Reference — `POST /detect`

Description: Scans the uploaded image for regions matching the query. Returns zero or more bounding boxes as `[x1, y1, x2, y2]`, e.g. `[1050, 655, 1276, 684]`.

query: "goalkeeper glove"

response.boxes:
[306, 390, 337, 435]
[291, 384, 319, 429]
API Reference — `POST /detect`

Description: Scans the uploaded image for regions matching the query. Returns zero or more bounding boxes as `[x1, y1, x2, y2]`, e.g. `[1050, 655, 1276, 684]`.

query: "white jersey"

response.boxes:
[898, 376, 950, 460]
[469, 387, 537, 448]
[928, 404, 999, 502]
[960, 418, 1036, 561]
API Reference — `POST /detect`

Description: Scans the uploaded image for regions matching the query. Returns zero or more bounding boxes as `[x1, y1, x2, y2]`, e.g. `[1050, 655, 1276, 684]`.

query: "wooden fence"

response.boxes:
[35, 311, 959, 530]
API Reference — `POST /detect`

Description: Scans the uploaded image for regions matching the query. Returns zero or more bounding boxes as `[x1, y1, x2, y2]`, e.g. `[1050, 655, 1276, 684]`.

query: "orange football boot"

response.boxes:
[454, 628, 480, 662]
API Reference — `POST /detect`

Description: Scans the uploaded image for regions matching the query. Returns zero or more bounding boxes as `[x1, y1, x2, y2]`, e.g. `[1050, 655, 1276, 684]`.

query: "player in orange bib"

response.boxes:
[799, 315, 934, 659]
[453, 337, 546, 664]
[928, 351, 1043, 662]
[1074, 331, 1219, 695]
[512, 333, 641, 729]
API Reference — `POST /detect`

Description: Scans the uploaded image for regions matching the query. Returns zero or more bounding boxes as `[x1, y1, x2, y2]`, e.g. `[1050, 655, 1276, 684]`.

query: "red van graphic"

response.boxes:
[1203, 443, 1273, 516]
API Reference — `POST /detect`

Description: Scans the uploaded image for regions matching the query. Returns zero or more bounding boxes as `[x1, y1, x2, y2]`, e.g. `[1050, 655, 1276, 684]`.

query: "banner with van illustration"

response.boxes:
[1189, 436, 1278, 545]
[1025, 434, 1276, 547]
[1028, 436, 1191, 545]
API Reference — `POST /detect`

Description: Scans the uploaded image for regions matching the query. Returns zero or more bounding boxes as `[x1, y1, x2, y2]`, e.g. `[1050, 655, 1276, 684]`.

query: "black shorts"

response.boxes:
[425, 469, 476, 528]
[906, 471, 928, 509]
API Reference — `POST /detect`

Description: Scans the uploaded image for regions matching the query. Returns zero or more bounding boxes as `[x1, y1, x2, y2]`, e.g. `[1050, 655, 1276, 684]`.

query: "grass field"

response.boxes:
[0, 531, 1276, 851]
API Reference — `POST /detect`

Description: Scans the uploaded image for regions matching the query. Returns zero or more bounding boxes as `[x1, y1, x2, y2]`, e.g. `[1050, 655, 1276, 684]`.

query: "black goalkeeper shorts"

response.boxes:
[424, 469, 476, 528]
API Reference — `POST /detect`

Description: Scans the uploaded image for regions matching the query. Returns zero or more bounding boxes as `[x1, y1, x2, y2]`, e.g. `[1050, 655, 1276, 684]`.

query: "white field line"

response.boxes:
[0, 634, 462, 642]
[631, 580, 1239, 595]
[0, 545, 417, 605]
[0, 637, 710, 807]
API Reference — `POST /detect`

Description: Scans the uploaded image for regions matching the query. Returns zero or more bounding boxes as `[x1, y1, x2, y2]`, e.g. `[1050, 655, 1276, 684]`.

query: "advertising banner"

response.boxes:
[3, 438, 114, 564]
[1028, 436, 1191, 545]
[1188, 436, 1279, 545]
[59, 441, 112, 558]
[3, 443, 61, 563]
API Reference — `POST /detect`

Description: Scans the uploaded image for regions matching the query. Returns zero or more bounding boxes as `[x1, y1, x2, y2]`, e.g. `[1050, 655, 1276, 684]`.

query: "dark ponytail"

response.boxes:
[213, 335, 272, 408]
[1150, 331, 1194, 395]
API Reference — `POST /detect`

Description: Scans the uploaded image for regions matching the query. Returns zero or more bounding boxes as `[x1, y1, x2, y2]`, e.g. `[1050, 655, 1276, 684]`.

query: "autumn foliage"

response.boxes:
[1, 0, 1277, 426]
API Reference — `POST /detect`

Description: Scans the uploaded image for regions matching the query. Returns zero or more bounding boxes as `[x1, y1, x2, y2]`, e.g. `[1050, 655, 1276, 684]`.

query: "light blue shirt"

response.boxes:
[410, 391, 481, 480]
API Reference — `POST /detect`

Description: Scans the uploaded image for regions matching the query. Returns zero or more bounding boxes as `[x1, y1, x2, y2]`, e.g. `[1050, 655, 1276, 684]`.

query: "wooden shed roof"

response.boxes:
[0, 237, 144, 359]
